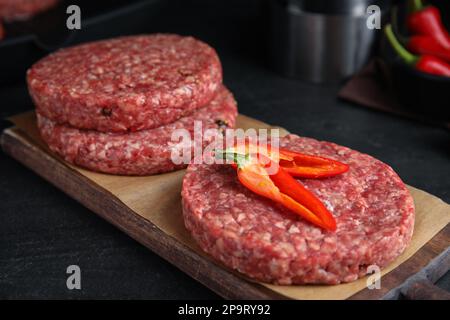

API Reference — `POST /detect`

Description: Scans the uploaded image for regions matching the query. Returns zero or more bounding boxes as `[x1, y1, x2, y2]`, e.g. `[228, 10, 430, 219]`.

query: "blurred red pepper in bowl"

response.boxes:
[407, 0, 450, 50]
[407, 36, 450, 64]
[380, 5, 450, 120]
[385, 24, 450, 77]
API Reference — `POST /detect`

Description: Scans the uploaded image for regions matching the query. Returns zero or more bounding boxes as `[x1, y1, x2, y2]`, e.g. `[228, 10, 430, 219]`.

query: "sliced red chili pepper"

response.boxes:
[277, 147, 349, 179]
[269, 160, 336, 231]
[218, 150, 337, 231]
[228, 140, 348, 179]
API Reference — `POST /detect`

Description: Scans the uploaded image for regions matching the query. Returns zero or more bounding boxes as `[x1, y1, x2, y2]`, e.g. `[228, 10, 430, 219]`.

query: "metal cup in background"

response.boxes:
[269, 0, 391, 84]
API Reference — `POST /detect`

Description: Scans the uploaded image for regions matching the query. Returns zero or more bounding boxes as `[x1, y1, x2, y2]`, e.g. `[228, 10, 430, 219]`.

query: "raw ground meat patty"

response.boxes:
[0, 0, 58, 21]
[28, 34, 222, 132]
[182, 135, 415, 285]
[37, 86, 237, 176]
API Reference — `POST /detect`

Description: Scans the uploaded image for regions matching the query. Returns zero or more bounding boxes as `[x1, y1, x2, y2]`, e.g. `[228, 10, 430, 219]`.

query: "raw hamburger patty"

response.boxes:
[182, 135, 415, 285]
[37, 86, 237, 176]
[0, 0, 58, 21]
[28, 34, 222, 132]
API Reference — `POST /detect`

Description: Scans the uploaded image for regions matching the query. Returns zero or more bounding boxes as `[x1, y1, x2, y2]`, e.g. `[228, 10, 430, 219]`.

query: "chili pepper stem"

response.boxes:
[412, 0, 424, 12]
[215, 149, 250, 169]
[385, 24, 419, 65]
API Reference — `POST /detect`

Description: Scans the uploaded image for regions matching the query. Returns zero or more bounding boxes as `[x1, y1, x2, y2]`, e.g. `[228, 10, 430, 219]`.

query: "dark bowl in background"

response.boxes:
[389, 58, 450, 120]
[0, 0, 166, 85]
[381, 0, 450, 120]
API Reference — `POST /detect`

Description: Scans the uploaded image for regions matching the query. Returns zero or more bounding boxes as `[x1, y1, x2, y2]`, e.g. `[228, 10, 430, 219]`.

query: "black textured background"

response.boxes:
[0, 0, 449, 299]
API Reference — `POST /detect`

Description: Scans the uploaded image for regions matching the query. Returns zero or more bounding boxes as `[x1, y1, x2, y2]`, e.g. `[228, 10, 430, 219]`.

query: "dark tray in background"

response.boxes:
[0, 0, 166, 85]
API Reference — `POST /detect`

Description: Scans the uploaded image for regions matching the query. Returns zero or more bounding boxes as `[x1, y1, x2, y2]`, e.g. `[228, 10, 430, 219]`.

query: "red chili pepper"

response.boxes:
[217, 150, 337, 231]
[228, 140, 349, 179]
[385, 24, 450, 77]
[408, 0, 450, 50]
[407, 36, 450, 63]
[415, 55, 450, 77]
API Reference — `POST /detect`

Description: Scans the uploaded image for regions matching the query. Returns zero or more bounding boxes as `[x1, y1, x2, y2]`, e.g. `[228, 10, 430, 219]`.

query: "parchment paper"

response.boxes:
[9, 112, 450, 300]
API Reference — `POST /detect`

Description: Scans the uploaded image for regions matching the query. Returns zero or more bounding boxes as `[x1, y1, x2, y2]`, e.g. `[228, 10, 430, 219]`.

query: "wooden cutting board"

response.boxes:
[1, 112, 449, 300]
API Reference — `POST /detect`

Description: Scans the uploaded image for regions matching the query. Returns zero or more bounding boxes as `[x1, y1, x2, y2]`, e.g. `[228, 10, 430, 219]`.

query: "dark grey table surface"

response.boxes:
[0, 0, 449, 299]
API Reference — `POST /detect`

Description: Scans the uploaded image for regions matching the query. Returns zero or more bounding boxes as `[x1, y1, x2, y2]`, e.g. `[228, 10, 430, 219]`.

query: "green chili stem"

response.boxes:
[384, 24, 418, 65]
[412, 0, 424, 12]
[214, 149, 249, 169]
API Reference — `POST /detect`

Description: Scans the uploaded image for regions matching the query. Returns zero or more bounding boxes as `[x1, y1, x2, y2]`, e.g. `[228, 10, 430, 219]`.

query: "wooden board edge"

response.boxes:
[1, 127, 286, 300]
[349, 225, 450, 299]
[383, 248, 450, 300]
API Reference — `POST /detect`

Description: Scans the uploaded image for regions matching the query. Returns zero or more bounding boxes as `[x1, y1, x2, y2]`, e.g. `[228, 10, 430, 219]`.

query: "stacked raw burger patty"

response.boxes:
[28, 34, 237, 175]
[182, 135, 415, 285]
[37, 87, 237, 175]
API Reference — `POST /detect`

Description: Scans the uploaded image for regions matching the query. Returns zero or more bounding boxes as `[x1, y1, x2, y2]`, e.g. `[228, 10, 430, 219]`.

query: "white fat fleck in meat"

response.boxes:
[274, 221, 285, 229]
[288, 225, 300, 234]
[322, 200, 334, 212]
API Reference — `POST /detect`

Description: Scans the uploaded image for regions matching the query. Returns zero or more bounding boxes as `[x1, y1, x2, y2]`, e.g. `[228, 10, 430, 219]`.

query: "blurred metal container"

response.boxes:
[269, 0, 390, 83]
